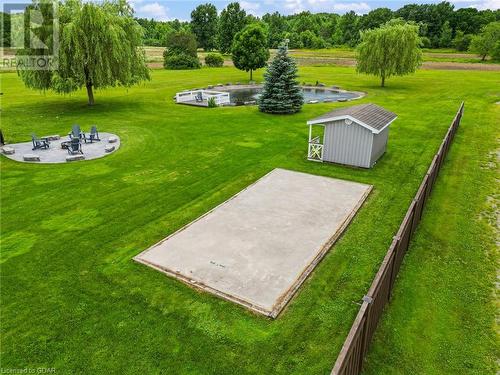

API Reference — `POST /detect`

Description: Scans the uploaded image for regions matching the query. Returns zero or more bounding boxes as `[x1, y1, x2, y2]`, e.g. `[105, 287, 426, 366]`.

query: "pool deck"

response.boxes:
[178, 100, 209, 107]
[134, 168, 372, 318]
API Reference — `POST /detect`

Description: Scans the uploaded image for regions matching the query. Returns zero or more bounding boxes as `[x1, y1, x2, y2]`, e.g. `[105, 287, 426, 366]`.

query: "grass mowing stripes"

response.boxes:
[0, 65, 498, 374]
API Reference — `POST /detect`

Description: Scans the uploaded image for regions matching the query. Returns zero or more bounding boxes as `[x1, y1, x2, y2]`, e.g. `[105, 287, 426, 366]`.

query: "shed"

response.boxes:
[306, 103, 397, 168]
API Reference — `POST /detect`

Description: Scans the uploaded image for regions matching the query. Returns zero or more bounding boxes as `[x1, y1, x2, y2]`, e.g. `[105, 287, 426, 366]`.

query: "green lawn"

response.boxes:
[1, 66, 498, 374]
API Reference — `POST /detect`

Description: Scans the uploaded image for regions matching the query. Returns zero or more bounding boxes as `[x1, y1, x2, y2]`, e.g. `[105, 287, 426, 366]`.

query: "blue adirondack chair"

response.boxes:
[68, 124, 84, 140]
[84, 125, 100, 143]
[31, 134, 50, 150]
[67, 137, 83, 155]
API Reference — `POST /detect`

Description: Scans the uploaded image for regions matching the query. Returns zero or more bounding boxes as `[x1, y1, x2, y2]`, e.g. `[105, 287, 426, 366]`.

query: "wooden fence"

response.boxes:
[331, 102, 465, 375]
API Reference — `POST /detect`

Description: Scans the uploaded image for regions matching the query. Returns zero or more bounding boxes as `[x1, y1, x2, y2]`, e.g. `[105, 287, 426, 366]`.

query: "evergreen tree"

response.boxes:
[259, 42, 303, 114]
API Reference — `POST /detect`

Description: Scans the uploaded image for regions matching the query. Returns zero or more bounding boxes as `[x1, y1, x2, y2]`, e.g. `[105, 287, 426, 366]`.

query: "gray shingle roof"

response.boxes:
[307, 103, 397, 132]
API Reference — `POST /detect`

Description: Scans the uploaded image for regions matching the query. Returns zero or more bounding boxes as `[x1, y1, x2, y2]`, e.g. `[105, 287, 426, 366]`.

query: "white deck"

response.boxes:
[135, 169, 372, 317]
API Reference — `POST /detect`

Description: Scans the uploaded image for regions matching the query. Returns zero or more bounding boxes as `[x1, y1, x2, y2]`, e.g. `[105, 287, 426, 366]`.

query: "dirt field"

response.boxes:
[143, 47, 500, 71]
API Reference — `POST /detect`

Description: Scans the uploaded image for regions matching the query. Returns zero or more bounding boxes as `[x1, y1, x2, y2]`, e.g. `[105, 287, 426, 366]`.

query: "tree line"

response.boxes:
[135, 2, 499, 51]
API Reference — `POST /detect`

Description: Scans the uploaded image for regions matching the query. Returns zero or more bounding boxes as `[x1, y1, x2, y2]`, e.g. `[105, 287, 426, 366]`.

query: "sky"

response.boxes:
[0, 0, 498, 20]
[130, 0, 500, 21]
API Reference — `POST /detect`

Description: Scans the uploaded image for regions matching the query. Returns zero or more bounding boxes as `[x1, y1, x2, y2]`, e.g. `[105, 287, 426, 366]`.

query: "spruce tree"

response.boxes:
[259, 43, 303, 114]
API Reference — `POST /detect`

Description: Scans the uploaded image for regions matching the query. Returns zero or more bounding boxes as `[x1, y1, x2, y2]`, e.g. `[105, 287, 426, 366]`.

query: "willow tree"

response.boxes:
[18, 0, 149, 105]
[356, 20, 422, 87]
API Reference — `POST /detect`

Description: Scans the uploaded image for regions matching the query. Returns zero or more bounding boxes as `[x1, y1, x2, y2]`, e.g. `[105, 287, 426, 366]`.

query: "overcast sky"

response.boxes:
[130, 0, 499, 21]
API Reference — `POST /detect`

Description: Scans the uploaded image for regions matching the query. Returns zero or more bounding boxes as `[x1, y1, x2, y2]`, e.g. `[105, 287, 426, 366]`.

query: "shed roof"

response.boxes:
[307, 103, 397, 134]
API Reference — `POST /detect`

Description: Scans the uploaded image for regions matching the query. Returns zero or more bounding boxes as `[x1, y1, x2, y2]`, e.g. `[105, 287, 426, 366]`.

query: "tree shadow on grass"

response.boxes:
[5, 95, 150, 118]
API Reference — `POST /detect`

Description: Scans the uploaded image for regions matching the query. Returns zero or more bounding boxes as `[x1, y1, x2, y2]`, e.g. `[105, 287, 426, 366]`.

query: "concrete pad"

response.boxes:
[135, 169, 372, 317]
[1, 132, 120, 164]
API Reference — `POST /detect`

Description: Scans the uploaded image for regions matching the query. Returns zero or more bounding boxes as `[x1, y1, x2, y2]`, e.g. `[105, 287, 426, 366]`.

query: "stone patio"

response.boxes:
[1, 132, 120, 163]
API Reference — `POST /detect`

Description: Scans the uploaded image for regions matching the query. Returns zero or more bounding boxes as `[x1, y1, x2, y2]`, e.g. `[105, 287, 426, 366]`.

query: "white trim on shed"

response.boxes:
[307, 114, 397, 134]
[307, 103, 397, 168]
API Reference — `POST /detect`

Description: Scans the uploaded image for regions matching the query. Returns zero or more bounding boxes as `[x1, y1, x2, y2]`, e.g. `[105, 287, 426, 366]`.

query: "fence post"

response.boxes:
[359, 296, 373, 369]
[388, 237, 400, 298]
[330, 102, 464, 375]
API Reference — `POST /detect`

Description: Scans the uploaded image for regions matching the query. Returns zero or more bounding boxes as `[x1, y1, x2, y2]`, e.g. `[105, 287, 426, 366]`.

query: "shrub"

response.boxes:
[207, 97, 217, 107]
[453, 31, 472, 52]
[205, 53, 224, 67]
[163, 31, 201, 70]
[420, 36, 431, 48]
[163, 53, 201, 70]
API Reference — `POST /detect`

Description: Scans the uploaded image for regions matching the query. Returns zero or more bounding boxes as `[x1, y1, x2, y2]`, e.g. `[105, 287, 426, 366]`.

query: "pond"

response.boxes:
[225, 86, 362, 105]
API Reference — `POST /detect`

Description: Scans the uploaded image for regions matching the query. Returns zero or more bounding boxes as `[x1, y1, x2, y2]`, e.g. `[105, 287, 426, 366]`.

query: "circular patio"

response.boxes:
[1, 132, 120, 164]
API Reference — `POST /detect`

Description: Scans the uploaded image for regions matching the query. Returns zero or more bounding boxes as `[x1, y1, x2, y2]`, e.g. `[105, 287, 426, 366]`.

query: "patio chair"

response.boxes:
[68, 124, 84, 140]
[195, 92, 203, 102]
[67, 137, 83, 155]
[31, 134, 50, 150]
[84, 125, 100, 143]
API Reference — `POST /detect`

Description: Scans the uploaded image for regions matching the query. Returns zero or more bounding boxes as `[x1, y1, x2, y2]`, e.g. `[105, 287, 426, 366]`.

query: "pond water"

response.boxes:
[226, 87, 361, 105]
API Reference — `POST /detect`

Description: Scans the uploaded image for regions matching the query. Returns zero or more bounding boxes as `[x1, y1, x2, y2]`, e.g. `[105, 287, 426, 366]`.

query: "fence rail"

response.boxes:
[331, 102, 464, 375]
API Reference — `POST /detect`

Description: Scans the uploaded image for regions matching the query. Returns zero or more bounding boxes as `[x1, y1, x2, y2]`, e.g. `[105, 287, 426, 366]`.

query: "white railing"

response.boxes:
[175, 90, 230, 106]
[308, 142, 324, 161]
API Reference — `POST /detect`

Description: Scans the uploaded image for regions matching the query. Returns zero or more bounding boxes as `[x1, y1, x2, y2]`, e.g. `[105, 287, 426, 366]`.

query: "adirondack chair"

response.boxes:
[68, 124, 83, 140]
[67, 137, 83, 155]
[195, 92, 203, 102]
[84, 125, 100, 143]
[31, 134, 50, 150]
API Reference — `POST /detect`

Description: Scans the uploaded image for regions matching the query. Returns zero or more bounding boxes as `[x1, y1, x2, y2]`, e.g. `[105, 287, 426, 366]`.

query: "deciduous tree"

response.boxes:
[359, 8, 393, 31]
[231, 24, 269, 81]
[190, 3, 218, 51]
[17, 0, 149, 106]
[262, 12, 288, 48]
[439, 20, 452, 47]
[469, 21, 500, 61]
[357, 20, 422, 87]
[217, 2, 247, 54]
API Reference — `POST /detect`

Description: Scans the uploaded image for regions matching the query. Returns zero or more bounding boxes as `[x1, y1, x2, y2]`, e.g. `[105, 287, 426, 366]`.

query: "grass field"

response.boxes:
[1, 65, 498, 374]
